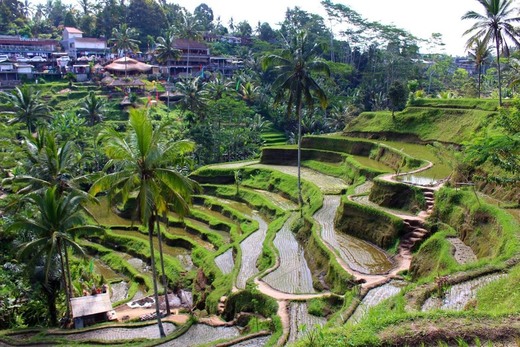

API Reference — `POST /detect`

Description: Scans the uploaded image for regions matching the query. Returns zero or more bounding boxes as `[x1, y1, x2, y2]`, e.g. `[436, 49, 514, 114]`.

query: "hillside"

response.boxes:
[1, 84, 519, 347]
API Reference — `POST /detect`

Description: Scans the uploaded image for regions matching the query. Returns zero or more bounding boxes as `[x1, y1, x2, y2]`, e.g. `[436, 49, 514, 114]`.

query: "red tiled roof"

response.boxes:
[65, 27, 83, 34]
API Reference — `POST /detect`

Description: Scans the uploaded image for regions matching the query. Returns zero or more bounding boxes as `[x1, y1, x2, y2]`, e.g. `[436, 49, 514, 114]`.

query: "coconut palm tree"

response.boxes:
[0, 85, 51, 133]
[206, 73, 231, 100]
[3, 130, 88, 199]
[175, 76, 208, 117]
[9, 187, 102, 323]
[78, 91, 105, 126]
[262, 30, 329, 211]
[468, 39, 493, 98]
[89, 108, 199, 337]
[154, 29, 182, 75]
[462, 0, 520, 105]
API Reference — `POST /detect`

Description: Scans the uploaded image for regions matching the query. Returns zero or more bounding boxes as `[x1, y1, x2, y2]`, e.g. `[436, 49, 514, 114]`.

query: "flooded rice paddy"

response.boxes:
[251, 164, 348, 194]
[422, 273, 505, 311]
[315, 196, 394, 274]
[350, 155, 393, 172]
[348, 281, 406, 324]
[396, 174, 440, 186]
[59, 322, 177, 341]
[229, 335, 270, 346]
[236, 212, 268, 289]
[215, 248, 235, 275]
[253, 189, 298, 211]
[262, 216, 315, 294]
[157, 324, 240, 347]
[288, 302, 327, 344]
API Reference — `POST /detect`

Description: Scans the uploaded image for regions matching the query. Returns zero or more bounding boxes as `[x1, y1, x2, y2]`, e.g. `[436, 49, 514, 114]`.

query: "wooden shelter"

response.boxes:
[104, 57, 151, 74]
[70, 293, 115, 328]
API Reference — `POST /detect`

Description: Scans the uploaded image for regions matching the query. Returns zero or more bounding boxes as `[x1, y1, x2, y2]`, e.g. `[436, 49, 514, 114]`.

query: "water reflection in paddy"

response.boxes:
[87, 197, 135, 226]
[236, 212, 268, 289]
[316, 195, 394, 274]
[263, 216, 315, 294]
[396, 174, 440, 186]
[215, 248, 234, 275]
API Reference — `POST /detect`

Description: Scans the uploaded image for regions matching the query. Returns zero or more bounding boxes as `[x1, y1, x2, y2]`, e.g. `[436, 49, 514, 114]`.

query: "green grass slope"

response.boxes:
[344, 100, 500, 144]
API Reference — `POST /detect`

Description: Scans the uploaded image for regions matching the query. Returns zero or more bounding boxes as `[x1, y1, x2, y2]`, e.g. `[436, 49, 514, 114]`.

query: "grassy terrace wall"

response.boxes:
[301, 135, 423, 171]
[344, 101, 499, 145]
[369, 179, 426, 213]
[335, 198, 404, 249]
[433, 188, 520, 261]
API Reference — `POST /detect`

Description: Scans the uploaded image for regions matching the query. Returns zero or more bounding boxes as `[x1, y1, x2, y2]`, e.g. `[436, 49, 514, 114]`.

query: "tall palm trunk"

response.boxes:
[148, 214, 166, 338]
[156, 213, 171, 315]
[63, 243, 74, 302]
[57, 240, 71, 321]
[44, 284, 58, 326]
[495, 36, 502, 106]
[478, 64, 482, 98]
[296, 91, 303, 217]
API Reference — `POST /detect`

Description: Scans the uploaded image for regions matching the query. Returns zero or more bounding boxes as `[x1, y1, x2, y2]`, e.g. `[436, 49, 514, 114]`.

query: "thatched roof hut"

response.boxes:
[104, 57, 152, 74]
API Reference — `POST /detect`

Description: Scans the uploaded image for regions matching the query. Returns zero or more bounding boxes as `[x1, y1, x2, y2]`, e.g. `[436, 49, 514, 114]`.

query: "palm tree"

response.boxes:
[4, 130, 87, 198]
[78, 92, 105, 126]
[175, 12, 203, 76]
[462, 0, 520, 105]
[206, 73, 231, 100]
[154, 29, 182, 75]
[262, 30, 330, 211]
[468, 39, 493, 98]
[0, 85, 51, 133]
[109, 24, 141, 76]
[174, 76, 208, 117]
[89, 108, 199, 337]
[9, 187, 102, 323]
[238, 81, 259, 106]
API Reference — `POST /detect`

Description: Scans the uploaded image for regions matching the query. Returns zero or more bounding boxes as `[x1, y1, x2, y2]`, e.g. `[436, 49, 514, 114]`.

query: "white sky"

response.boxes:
[31, 0, 491, 56]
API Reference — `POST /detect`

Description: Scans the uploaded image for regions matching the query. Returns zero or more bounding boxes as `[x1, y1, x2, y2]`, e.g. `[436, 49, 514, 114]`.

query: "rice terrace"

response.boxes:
[0, 0, 519, 346]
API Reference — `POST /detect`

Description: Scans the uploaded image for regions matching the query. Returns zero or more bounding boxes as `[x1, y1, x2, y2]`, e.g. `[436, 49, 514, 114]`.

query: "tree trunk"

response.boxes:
[45, 285, 58, 326]
[296, 99, 303, 217]
[148, 214, 166, 338]
[495, 36, 502, 106]
[57, 240, 71, 321]
[156, 213, 171, 316]
[478, 64, 482, 99]
[64, 243, 74, 302]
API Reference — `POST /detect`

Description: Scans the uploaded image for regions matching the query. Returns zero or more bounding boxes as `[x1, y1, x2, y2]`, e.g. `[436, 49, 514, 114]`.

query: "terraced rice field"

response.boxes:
[214, 248, 235, 275]
[186, 217, 230, 243]
[348, 281, 406, 324]
[422, 274, 506, 311]
[262, 215, 315, 294]
[315, 196, 394, 274]
[287, 302, 327, 344]
[236, 212, 269, 289]
[156, 324, 241, 347]
[251, 164, 348, 194]
[350, 155, 393, 172]
[54, 323, 177, 341]
[253, 189, 298, 211]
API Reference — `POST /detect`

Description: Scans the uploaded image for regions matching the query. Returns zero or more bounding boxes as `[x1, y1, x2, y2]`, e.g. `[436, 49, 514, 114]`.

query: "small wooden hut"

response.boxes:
[70, 293, 115, 328]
